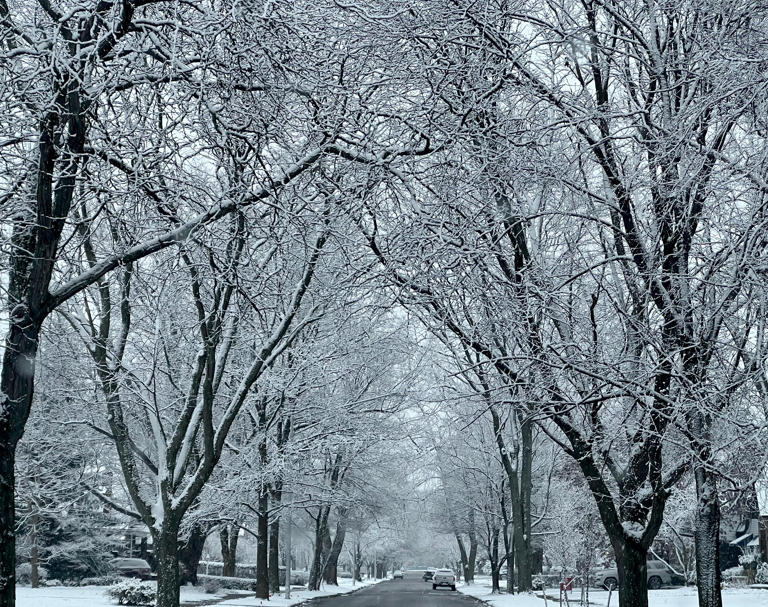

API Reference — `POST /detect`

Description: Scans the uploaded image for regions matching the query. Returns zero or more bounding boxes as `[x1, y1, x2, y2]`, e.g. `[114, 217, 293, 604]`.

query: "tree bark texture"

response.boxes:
[254, 490, 269, 599]
[323, 512, 348, 586]
[220, 523, 239, 578]
[694, 465, 723, 607]
[154, 524, 181, 607]
[178, 524, 208, 586]
[268, 510, 281, 593]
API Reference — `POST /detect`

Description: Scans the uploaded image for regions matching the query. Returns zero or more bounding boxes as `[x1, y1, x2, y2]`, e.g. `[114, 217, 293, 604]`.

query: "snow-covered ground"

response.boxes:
[16, 578, 381, 607]
[458, 578, 768, 607]
[16, 584, 248, 607]
[206, 578, 381, 606]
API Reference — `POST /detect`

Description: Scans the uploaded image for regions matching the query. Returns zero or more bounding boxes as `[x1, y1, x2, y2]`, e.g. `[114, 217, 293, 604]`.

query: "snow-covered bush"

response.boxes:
[15, 562, 48, 585]
[81, 575, 120, 586]
[739, 552, 761, 584]
[722, 566, 744, 584]
[106, 579, 156, 606]
[532, 575, 546, 590]
[203, 577, 221, 594]
[197, 574, 256, 591]
[756, 563, 768, 584]
[738, 553, 759, 566]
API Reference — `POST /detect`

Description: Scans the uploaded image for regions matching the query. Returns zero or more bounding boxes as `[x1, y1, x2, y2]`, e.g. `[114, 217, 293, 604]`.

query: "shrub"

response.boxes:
[81, 575, 120, 586]
[106, 579, 156, 606]
[202, 577, 222, 594]
[197, 574, 256, 591]
[756, 563, 768, 584]
[15, 562, 48, 585]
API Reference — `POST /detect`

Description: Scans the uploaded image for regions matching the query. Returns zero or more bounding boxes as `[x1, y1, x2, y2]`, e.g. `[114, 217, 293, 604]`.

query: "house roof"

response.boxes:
[729, 532, 753, 546]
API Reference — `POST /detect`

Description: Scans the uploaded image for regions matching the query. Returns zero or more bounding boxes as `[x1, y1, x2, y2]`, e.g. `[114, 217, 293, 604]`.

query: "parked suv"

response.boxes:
[432, 569, 457, 591]
[594, 560, 673, 590]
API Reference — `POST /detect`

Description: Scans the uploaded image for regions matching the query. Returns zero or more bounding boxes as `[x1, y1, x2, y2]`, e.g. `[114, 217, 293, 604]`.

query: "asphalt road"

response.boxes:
[302, 579, 486, 607]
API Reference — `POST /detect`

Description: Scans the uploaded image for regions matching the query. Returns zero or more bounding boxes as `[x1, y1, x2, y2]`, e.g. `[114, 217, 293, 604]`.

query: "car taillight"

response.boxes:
[452, 576, 456, 582]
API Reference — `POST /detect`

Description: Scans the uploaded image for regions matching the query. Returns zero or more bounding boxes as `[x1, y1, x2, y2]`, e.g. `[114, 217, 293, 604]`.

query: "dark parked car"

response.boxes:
[422, 570, 435, 581]
[109, 558, 154, 580]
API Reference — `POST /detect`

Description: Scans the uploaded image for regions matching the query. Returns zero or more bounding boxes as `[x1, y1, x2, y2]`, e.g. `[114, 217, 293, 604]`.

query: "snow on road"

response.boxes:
[458, 580, 768, 607]
[15, 578, 381, 607]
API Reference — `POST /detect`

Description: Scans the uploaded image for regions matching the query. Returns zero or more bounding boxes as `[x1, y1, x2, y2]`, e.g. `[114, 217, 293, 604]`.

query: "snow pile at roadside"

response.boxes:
[15, 577, 381, 607]
[212, 577, 381, 606]
[458, 583, 545, 607]
[458, 580, 768, 607]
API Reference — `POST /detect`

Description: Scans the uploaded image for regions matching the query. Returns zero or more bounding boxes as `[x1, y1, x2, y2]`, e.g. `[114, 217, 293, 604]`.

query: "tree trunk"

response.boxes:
[467, 524, 478, 583]
[220, 523, 239, 578]
[490, 406, 534, 592]
[503, 525, 514, 593]
[323, 513, 348, 586]
[1, 317, 44, 607]
[694, 465, 723, 607]
[254, 490, 269, 598]
[455, 534, 469, 583]
[489, 528, 500, 593]
[178, 523, 208, 586]
[154, 524, 181, 607]
[516, 416, 533, 590]
[268, 508, 281, 593]
[0, 435, 18, 607]
[308, 506, 330, 591]
[353, 540, 362, 581]
[615, 538, 649, 607]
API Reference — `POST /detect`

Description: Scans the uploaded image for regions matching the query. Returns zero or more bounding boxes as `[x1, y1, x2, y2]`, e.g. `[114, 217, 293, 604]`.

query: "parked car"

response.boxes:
[393, 570, 403, 579]
[422, 570, 435, 581]
[432, 569, 457, 591]
[108, 558, 154, 580]
[593, 560, 673, 590]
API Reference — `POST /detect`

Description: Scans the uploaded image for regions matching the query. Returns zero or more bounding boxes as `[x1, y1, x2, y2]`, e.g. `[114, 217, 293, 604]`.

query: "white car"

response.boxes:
[594, 560, 674, 590]
[431, 569, 457, 591]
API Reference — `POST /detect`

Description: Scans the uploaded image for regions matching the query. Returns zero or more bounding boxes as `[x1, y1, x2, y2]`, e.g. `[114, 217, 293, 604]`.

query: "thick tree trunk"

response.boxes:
[455, 534, 470, 583]
[694, 465, 723, 607]
[352, 540, 362, 581]
[0, 444, 17, 607]
[614, 538, 649, 607]
[1, 319, 43, 607]
[178, 524, 208, 586]
[467, 525, 478, 583]
[154, 524, 181, 607]
[516, 417, 533, 590]
[308, 506, 330, 591]
[254, 491, 270, 599]
[323, 513, 348, 586]
[489, 528, 500, 593]
[490, 406, 534, 592]
[220, 523, 239, 578]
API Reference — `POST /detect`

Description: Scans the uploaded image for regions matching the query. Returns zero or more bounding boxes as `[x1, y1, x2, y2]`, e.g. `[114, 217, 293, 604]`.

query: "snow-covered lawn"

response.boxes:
[16, 584, 249, 607]
[15, 578, 381, 607]
[458, 579, 768, 607]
